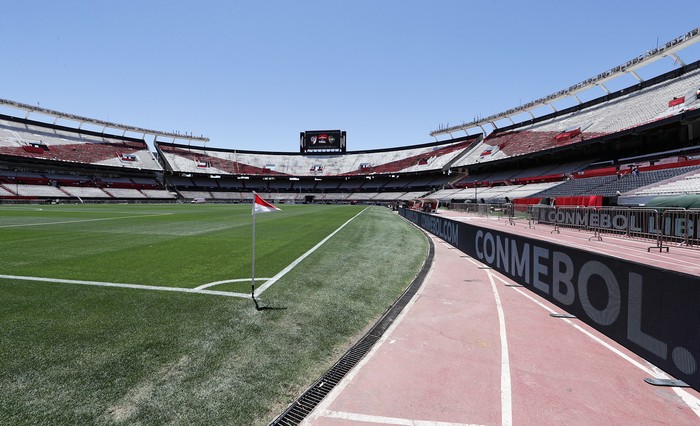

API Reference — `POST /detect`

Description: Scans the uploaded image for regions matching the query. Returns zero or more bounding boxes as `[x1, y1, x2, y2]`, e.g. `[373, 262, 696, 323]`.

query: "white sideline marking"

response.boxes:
[0, 208, 368, 299]
[0, 274, 250, 298]
[489, 273, 700, 419]
[0, 213, 173, 228]
[193, 278, 272, 291]
[254, 207, 368, 296]
[320, 410, 482, 425]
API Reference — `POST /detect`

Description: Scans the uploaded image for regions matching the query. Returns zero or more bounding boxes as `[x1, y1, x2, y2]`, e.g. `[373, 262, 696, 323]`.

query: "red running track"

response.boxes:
[303, 211, 700, 425]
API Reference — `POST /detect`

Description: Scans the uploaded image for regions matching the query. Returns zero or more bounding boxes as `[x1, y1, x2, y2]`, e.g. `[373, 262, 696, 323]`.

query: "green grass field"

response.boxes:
[0, 203, 428, 424]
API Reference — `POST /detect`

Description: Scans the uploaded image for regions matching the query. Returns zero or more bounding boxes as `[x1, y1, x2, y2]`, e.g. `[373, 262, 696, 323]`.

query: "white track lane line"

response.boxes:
[304, 234, 435, 425]
[320, 410, 482, 426]
[486, 270, 513, 426]
[424, 224, 700, 419]
[489, 273, 700, 418]
[462, 255, 513, 426]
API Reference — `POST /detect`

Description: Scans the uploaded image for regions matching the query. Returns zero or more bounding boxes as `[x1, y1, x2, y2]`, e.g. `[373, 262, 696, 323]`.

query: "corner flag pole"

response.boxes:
[251, 192, 259, 309]
[250, 192, 280, 310]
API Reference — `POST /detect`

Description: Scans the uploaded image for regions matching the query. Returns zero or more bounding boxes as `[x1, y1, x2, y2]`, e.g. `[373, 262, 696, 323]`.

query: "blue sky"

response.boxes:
[1, 1, 699, 152]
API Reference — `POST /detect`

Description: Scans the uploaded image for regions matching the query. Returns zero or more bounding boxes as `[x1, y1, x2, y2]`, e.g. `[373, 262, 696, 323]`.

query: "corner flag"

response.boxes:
[251, 193, 280, 309]
[253, 193, 281, 214]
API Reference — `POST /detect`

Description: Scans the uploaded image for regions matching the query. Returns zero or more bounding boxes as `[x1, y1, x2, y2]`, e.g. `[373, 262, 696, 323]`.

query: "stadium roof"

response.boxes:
[431, 26, 700, 139]
[0, 98, 208, 143]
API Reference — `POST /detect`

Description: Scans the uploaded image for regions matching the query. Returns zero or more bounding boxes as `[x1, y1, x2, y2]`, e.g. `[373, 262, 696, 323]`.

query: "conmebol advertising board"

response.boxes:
[400, 208, 700, 391]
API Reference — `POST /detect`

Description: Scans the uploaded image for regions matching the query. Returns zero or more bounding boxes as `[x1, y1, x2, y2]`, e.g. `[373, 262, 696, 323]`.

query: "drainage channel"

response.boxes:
[269, 237, 435, 425]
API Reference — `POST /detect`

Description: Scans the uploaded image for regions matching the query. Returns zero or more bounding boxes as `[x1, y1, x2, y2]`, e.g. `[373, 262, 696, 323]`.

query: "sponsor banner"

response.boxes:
[400, 208, 700, 390]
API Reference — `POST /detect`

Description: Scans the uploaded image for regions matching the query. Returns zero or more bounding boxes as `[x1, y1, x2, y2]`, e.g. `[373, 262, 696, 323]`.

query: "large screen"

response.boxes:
[300, 130, 346, 153]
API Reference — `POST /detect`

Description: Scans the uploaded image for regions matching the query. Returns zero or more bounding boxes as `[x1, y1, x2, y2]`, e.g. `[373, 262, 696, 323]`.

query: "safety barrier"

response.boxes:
[660, 209, 700, 249]
[452, 202, 516, 224]
[527, 205, 700, 252]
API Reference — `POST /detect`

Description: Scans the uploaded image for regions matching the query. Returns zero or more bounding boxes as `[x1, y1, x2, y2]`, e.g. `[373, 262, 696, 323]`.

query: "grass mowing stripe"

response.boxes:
[0, 204, 364, 289]
[0, 213, 174, 228]
[254, 207, 368, 296]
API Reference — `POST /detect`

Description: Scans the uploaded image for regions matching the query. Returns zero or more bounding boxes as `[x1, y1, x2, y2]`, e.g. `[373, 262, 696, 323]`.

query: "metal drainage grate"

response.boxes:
[270, 239, 435, 425]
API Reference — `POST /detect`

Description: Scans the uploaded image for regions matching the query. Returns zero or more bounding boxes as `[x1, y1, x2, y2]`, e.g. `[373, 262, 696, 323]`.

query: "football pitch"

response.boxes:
[0, 203, 428, 424]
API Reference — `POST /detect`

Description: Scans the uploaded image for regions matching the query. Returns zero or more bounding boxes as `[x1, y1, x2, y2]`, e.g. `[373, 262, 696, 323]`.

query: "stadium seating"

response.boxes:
[0, 117, 162, 171]
[314, 180, 341, 190]
[179, 190, 213, 199]
[102, 188, 146, 198]
[314, 193, 351, 201]
[0, 185, 16, 197]
[141, 189, 176, 199]
[429, 188, 463, 202]
[11, 184, 69, 198]
[453, 67, 700, 167]
[2, 57, 700, 206]
[156, 137, 475, 178]
[527, 164, 700, 199]
[210, 191, 245, 200]
[61, 186, 111, 198]
[130, 177, 161, 186]
[632, 168, 700, 195]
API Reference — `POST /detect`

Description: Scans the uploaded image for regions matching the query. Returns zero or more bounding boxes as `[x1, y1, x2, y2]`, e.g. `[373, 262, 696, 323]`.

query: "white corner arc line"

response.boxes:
[193, 278, 272, 291]
[254, 207, 368, 297]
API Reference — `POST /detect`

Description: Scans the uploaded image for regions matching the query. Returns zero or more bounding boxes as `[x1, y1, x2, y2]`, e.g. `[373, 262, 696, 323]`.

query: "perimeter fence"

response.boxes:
[451, 202, 700, 252]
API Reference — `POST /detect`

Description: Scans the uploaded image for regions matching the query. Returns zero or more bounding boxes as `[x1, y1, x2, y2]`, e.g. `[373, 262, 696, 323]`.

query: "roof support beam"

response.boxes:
[670, 53, 686, 66]
[628, 70, 644, 82]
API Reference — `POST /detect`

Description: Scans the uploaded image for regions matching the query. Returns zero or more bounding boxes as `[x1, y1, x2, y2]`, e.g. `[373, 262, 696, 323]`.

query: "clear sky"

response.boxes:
[1, 1, 699, 152]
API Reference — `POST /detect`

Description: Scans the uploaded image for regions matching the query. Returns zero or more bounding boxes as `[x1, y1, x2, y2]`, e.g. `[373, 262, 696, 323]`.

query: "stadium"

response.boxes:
[2, 20, 700, 426]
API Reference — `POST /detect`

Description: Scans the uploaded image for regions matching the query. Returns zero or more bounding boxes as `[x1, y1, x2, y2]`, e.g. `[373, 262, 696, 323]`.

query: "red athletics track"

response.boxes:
[303, 210, 700, 425]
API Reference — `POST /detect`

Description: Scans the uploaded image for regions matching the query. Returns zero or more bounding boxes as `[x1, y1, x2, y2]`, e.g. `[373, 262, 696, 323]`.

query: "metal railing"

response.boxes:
[659, 209, 700, 250]
[526, 205, 700, 252]
[452, 202, 516, 224]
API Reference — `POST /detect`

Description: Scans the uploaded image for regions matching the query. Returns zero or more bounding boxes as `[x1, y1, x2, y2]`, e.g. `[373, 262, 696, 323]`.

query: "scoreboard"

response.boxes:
[300, 130, 346, 153]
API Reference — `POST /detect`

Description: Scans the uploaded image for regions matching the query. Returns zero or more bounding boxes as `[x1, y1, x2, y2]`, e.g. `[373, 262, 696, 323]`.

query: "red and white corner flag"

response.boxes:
[253, 193, 281, 214]
[251, 192, 279, 309]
